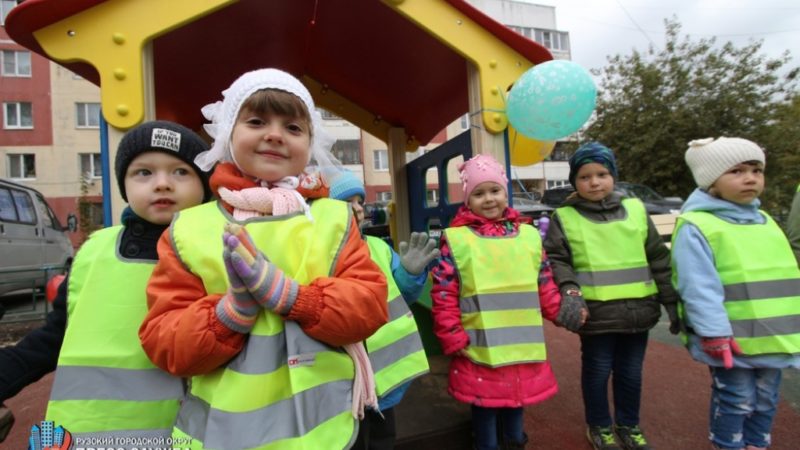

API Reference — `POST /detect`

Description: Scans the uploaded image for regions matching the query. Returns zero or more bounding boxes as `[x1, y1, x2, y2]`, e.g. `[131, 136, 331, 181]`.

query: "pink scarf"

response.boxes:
[344, 342, 380, 419]
[218, 176, 308, 220]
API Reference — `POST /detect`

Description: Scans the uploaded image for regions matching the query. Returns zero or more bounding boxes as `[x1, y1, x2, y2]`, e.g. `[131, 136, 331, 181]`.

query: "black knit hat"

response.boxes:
[115, 120, 212, 202]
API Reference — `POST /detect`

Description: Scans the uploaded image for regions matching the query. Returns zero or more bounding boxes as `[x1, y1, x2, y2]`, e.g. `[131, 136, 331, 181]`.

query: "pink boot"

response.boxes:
[745, 446, 766, 450]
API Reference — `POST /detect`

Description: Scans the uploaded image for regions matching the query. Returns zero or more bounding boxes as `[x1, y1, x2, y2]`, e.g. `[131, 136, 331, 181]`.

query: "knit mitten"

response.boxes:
[556, 286, 587, 332]
[701, 336, 742, 369]
[398, 232, 440, 275]
[215, 243, 261, 333]
[224, 223, 299, 316]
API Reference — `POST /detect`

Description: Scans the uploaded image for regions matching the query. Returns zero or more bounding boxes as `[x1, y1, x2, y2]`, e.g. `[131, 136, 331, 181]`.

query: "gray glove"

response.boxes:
[557, 287, 587, 332]
[398, 232, 441, 275]
[664, 303, 681, 335]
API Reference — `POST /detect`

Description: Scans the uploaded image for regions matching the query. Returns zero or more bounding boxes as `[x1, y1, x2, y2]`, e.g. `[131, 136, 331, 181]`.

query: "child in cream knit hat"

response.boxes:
[673, 137, 800, 450]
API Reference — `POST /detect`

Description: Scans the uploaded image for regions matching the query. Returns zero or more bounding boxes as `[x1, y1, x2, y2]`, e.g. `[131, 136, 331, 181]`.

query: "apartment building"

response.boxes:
[1, 4, 104, 247]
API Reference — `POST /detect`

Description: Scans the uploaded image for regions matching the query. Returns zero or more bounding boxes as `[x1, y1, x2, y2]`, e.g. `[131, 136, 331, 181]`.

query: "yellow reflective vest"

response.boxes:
[675, 211, 800, 355]
[171, 200, 358, 450]
[47, 226, 184, 446]
[445, 224, 546, 368]
[364, 236, 429, 399]
[556, 198, 658, 301]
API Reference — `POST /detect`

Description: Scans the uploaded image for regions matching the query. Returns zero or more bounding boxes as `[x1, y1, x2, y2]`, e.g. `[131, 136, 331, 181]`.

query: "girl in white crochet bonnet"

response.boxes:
[195, 67, 341, 219]
[141, 68, 388, 448]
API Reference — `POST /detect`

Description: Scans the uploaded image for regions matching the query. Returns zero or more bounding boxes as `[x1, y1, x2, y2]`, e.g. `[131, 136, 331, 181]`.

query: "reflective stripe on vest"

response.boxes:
[171, 199, 357, 450]
[675, 211, 800, 356]
[556, 198, 658, 301]
[46, 226, 183, 446]
[364, 236, 429, 398]
[446, 224, 546, 368]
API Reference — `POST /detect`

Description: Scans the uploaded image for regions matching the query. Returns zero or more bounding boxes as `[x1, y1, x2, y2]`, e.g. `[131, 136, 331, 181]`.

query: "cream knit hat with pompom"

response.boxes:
[684, 137, 765, 189]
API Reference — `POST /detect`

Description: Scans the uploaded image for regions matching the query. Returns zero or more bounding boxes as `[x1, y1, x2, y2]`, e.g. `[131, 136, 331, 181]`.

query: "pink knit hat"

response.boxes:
[458, 154, 508, 199]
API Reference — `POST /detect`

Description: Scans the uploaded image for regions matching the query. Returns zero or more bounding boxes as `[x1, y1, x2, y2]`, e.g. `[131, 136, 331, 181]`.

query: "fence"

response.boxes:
[0, 265, 67, 323]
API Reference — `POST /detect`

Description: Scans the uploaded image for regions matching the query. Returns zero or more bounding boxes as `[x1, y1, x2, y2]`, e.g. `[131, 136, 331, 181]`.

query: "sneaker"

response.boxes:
[587, 426, 622, 450]
[614, 425, 652, 450]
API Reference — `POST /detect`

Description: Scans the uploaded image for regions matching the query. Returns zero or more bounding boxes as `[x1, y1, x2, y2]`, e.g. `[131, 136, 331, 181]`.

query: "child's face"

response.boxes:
[345, 194, 365, 226]
[231, 107, 311, 183]
[124, 152, 205, 225]
[709, 162, 764, 205]
[467, 181, 508, 220]
[574, 162, 614, 202]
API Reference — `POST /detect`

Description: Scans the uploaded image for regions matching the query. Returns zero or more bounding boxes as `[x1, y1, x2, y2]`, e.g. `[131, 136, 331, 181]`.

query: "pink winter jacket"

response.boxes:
[431, 205, 561, 408]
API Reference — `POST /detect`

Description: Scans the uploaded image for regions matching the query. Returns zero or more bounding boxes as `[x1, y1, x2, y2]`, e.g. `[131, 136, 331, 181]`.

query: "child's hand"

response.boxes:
[557, 287, 587, 332]
[214, 234, 261, 333]
[665, 303, 681, 335]
[701, 337, 742, 369]
[399, 232, 441, 275]
[224, 223, 299, 316]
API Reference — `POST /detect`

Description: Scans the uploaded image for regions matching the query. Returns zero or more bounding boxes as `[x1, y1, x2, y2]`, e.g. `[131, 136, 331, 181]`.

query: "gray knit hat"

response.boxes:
[115, 120, 211, 202]
[685, 137, 765, 189]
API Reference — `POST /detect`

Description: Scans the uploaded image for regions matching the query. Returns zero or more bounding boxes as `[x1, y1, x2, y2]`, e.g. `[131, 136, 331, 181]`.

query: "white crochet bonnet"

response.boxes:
[194, 68, 339, 179]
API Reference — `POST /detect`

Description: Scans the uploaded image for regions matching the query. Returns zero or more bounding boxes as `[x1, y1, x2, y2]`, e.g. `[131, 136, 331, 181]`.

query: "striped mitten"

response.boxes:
[215, 235, 261, 333]
[224, 223, 299, 316]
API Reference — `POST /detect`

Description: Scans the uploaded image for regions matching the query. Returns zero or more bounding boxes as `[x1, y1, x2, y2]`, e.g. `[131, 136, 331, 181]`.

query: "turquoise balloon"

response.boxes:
[506, 60, 597, 141]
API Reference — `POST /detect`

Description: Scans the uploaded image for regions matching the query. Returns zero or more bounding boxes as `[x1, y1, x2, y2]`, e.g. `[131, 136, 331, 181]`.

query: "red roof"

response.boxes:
[7, 0, 551, 145]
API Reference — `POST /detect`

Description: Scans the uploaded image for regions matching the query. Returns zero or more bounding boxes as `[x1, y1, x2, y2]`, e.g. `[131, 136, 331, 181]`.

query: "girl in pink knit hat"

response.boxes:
[430, 153, 581, 449]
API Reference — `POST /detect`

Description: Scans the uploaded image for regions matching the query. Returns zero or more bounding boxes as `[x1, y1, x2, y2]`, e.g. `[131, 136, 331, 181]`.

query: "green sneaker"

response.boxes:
[614, 425, 652, 450]
[587, 426, 622, 450]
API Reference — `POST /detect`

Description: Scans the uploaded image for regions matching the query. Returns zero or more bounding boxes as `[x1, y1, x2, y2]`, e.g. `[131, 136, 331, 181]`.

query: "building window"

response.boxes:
[76, 102, 101, 128]
[1, 50, 31, 77]
[427, 189, 439, 207]
[534, 29, 570, 52]
[460, 114, 470, 130]
[376, 191, 393, 202]
[319, 109, 341, 120]
[373, 149, 389, 171]
[3, 102, 33, 129]
[331, 139, 361, 165]
[1, 0, 15, 26]
[546, 179, 570, 189]
[80, 153, 102, 179]
[7, 153, 36, 179]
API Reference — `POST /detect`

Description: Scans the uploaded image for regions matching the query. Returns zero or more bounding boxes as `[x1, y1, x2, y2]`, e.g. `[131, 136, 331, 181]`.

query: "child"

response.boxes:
[543, 142, 679, 450]
[0, 120, 211, 446]
[431, 154, 573, 450]
[787, 183, 800, 265]
[139, 68, 389, 450]
[672, 137, 800, 450]
[329, 169, 438, 450]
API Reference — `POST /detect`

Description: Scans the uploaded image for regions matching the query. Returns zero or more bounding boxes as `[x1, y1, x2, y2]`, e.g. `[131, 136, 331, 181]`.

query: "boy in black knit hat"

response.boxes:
[0, 121, 210, 446]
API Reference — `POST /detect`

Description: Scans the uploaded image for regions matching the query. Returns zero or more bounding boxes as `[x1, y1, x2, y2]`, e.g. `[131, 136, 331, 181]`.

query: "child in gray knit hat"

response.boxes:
[672, 136, 800, 450]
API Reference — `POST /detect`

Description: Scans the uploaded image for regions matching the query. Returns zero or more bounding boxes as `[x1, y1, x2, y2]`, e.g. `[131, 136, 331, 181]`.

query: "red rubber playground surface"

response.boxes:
[5, 321, 800, 449]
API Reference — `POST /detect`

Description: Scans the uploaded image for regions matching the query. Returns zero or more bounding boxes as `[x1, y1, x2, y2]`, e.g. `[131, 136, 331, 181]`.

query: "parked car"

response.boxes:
[511, 196, 554, 222]
[0, 179, 73, 296]
[615, 182, 683, 215]
[541, 186, 575, 208]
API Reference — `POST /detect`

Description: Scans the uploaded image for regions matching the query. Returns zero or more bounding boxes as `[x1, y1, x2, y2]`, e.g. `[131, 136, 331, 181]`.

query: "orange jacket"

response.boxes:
[139, 164, 388, 377]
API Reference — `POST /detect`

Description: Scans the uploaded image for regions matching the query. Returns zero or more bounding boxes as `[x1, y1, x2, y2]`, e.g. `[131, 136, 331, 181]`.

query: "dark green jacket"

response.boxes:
[543, 191, 678, 335]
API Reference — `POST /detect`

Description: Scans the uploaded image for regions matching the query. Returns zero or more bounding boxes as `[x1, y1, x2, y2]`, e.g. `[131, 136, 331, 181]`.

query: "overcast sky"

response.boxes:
[523, 0, 800, 73]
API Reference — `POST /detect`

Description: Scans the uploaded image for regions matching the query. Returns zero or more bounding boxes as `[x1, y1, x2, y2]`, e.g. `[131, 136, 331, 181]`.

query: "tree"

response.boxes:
[585, 18, 798, 212]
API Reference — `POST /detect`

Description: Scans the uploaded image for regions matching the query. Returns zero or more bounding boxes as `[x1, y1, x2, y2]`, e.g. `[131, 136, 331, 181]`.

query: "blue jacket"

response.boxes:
[376, 244, 428, 411]
[672, 189, 800, 369]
